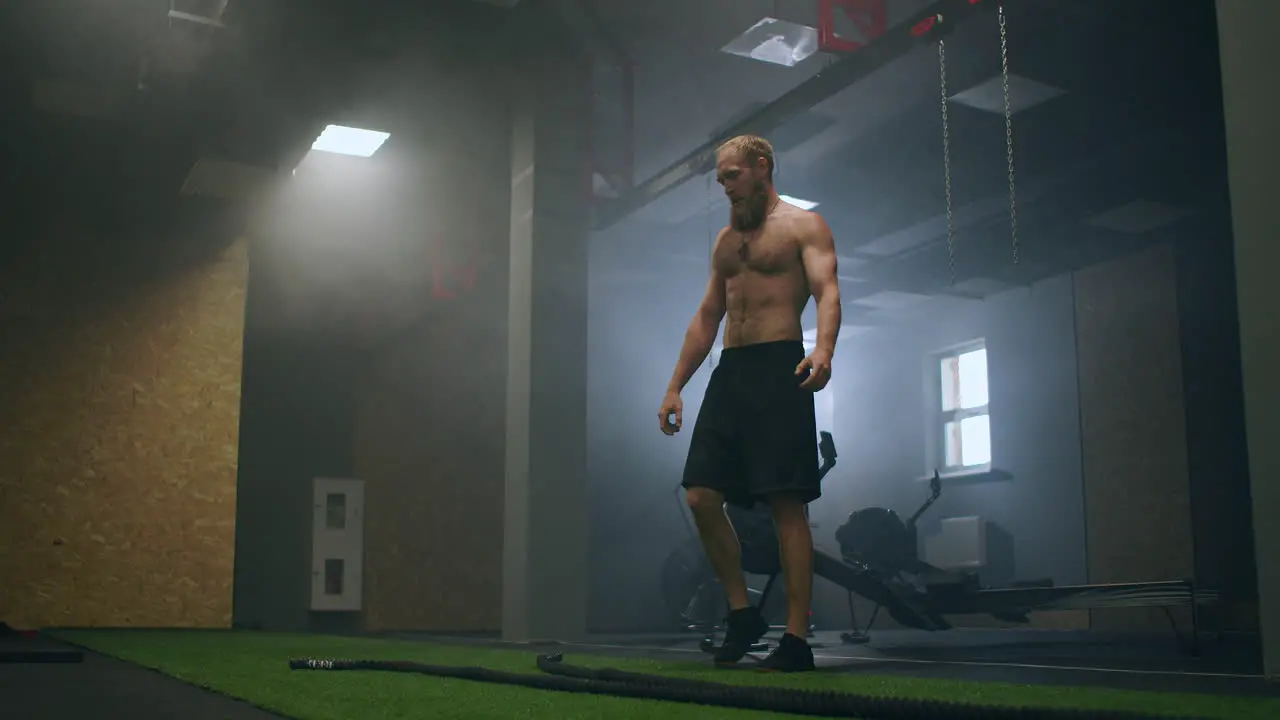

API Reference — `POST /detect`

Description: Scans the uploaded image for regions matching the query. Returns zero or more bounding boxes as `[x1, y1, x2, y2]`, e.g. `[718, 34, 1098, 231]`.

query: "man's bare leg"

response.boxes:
[770, 493, 814, 639]
[686, 488, 751, 610]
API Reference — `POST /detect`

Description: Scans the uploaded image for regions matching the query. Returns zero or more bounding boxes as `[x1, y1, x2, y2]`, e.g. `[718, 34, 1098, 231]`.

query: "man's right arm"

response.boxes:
[668, 235, 727, 393]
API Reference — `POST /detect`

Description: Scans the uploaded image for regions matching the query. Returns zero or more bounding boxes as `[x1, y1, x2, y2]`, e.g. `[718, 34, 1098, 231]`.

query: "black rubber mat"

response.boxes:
[0, 649, 287, 720]
[0, 625, 83, 664]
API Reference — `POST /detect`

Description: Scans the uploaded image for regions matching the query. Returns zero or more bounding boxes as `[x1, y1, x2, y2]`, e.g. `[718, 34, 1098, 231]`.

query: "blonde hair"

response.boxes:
[717, 135, 775, 181]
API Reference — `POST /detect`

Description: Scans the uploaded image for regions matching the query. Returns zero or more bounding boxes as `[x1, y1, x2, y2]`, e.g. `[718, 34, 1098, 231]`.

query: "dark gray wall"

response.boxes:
[1217, 0, 1280, 678]
[1176, 215, 1256, 630]
[231, 0, 516, 632]
[585, 222, 713, 633]
[502, 3, 594, 641]
[232, 326, 361, 631]
[814, 272, 1087, 628]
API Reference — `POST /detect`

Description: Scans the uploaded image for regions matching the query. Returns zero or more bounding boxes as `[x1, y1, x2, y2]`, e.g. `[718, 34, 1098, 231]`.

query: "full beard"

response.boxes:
[730, 181, 769, 231]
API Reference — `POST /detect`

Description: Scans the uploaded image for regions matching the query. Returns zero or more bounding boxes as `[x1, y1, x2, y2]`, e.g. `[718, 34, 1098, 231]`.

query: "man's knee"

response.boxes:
[685, 487, 725, 517]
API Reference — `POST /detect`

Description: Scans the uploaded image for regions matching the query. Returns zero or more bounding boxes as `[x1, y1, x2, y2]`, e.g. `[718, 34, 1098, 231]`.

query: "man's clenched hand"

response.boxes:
[658, 390, 683, 435]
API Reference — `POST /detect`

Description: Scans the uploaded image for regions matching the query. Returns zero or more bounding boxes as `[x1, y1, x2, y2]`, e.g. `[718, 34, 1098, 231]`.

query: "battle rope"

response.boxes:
[288, 653, 1207, 720]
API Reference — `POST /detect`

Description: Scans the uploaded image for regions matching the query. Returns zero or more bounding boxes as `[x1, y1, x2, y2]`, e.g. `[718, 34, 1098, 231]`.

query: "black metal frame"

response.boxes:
[593, 0, 1000, 230]
[823, 462, 1223, 656]
[832, 577, 1221, 657]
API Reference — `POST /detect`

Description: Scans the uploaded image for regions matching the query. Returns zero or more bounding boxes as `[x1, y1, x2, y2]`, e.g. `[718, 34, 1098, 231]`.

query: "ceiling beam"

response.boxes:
[547, 0, 635, 192]
[592, 0, 998, 231]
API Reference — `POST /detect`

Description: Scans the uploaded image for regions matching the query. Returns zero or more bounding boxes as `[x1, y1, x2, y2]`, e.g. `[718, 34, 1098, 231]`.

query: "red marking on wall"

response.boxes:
[432, 240, 489, 300]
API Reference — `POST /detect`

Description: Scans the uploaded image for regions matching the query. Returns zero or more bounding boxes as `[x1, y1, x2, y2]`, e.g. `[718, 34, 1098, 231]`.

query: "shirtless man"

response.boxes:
[658, 135, 841, 672]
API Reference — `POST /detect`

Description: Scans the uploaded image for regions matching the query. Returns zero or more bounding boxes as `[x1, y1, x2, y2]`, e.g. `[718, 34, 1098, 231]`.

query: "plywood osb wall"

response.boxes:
[353, 309, 506, 633]
[0, 233, 247, 629]
[1074, 244, 1196, 632]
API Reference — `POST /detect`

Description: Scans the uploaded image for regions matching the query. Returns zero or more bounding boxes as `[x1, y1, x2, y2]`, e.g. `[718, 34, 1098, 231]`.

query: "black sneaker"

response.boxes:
[712, 607, 769, 665]
[757, 632, 815, 673]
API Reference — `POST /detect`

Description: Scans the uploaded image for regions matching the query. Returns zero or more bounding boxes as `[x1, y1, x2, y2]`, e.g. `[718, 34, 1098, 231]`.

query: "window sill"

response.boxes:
[917, 466, 1012, 486]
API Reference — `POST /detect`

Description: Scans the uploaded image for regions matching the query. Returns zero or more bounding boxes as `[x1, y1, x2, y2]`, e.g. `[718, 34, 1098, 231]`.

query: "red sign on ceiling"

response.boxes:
[817, 0, 888, 54]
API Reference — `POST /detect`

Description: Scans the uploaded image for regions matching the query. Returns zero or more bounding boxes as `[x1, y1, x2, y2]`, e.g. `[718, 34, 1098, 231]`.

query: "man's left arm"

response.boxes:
[801, 214, 841, 358]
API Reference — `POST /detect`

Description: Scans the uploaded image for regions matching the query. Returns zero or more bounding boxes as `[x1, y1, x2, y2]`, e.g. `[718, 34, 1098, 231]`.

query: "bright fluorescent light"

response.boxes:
[721, 18, 819, 68]
[1085, 200, 1188, 234]
[311, 124, 390, 157]
[780, 194, 819, 210]
[950, 74, 1065, 115]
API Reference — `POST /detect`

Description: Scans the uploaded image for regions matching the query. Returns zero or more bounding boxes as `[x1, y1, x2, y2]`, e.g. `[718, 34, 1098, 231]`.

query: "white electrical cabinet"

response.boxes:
[310, 478, 365, 612]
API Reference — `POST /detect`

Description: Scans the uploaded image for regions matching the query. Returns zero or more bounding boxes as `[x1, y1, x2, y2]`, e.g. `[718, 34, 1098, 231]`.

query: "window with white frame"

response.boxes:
[936, 343, 991, 470]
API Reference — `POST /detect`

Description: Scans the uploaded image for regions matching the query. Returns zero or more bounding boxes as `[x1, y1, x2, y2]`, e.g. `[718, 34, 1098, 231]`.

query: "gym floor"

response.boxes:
[5, 627, 1277, 720]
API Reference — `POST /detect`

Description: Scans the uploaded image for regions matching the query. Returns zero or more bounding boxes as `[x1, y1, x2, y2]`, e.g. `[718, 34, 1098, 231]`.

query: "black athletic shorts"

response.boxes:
[681, 339, 821, 509]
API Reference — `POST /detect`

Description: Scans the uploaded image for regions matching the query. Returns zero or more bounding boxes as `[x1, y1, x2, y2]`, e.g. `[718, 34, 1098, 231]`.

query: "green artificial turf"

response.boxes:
[53, 630, 1280, 720]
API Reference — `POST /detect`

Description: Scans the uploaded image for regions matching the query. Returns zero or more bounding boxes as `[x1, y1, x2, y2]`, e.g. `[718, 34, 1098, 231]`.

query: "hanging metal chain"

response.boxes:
[939, 39, 955, 285]
[999, 5, 1019, 265]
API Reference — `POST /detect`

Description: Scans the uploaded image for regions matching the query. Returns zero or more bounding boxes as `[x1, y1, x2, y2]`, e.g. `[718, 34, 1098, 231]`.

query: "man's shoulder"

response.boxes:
[775, 207, 828, 240]
[793, 207, 828, 229]
[791, 210, 831, 245]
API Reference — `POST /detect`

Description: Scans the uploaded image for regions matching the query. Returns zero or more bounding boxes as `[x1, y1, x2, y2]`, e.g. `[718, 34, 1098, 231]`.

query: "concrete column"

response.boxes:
[503, 9, 593, 642]
[1216, 0, 1280, 679]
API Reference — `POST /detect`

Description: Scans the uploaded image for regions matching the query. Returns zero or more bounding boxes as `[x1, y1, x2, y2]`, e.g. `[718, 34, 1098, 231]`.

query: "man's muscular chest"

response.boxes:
[715, 228, 800, 278]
